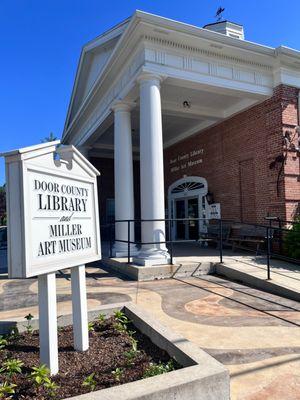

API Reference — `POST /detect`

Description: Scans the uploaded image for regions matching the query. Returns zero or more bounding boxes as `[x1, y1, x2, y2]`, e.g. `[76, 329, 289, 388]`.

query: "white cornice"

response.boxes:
[142, 34, 273, 71]
[63, 10, 300, 146]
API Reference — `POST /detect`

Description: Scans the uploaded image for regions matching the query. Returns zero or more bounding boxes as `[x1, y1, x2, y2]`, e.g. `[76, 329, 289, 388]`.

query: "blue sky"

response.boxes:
[1, 0, 300, 185]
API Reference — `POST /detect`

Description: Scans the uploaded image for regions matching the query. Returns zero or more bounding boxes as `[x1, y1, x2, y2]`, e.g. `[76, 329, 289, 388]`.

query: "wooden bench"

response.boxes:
[228, 225, 270, 255]
[198, 223, 231, 247]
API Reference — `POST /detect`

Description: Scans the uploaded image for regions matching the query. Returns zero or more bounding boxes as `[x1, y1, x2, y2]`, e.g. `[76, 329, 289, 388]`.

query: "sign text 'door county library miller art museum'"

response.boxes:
[2, 141, 101, 278]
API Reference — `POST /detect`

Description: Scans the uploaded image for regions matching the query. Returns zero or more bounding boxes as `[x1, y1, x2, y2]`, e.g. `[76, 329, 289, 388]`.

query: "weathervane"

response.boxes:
[215, 6, 225, 21]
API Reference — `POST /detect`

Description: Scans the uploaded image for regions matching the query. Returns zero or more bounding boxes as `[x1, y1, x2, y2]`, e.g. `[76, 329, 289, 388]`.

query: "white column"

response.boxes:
[112, 101, 137, 257]
[38, 273, 58, 375]
[71, 265, 89, 351]
[134, 73, 170, 266]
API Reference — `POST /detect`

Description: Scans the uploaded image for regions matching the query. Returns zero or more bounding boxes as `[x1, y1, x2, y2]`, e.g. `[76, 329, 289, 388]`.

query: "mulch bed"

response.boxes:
[0, 315, 180, 399]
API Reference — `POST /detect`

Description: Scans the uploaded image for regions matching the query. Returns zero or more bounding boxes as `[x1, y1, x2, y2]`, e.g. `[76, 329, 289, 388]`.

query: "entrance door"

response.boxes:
[175, 197, 199, 240]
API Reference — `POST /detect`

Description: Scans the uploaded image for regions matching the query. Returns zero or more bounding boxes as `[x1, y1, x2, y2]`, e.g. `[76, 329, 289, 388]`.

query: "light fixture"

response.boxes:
[183, 100, 191, 109]
[206, 191, 214, 204]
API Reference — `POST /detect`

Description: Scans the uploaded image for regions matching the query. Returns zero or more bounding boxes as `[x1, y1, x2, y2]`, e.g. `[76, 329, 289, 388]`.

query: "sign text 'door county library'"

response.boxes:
[2, 141, 101, 278]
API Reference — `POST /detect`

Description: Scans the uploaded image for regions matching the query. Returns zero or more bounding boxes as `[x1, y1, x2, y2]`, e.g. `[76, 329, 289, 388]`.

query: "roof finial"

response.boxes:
[215, 6, 225, 22]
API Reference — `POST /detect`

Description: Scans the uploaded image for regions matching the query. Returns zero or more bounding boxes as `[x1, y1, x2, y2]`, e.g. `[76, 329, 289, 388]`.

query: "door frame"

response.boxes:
[168, 176, 209, 240]
[175, 196, 199, 240]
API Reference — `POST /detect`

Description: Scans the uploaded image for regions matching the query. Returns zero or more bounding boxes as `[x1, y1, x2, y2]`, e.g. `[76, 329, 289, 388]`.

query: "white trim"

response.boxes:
[168, 176, 208, 239]
[63, 10, 300, 149]
[63, 19, 130, 134]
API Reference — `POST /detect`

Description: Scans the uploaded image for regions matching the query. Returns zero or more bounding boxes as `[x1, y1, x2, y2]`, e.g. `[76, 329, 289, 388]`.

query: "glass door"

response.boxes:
[187, 198, 199, 239]
[175, 199, 186, 239]
[175, 197, 199, 240]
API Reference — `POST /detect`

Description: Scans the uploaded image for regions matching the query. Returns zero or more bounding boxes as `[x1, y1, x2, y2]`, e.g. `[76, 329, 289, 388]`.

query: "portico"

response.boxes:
[62, 11, 300, 265]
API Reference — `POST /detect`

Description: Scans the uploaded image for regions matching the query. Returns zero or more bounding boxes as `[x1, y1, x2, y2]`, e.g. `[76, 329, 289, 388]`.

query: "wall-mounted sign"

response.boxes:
[169, 148, 204, 173]
[2, 141, 101, 278]
[208, 203, 221, 219]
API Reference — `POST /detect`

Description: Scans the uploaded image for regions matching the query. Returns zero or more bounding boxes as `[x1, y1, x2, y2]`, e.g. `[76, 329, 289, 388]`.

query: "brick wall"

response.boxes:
[164, 85, 300, 224]
[90, 157, 140, 224]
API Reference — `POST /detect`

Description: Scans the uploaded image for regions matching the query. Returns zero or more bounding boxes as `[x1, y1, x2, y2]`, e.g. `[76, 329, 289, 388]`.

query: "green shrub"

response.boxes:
[284, 217, 300, 259]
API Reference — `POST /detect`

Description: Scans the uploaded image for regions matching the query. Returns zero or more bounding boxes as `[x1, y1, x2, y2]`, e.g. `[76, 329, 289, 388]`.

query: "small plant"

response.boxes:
[114, 310, 129, 325]
[111, 367, 123, 382]
[98, 313, 106, 324]
[142, 360, 175, 378]
[44, 380, 60, 398]
[88, 322, 95, 332]
[124, 347, 139, 366]
[0, 335, 8, 350]
[30, 364, 51, 386]
[24, 313, 34, 334]
[8, 327, 19, 341]
[0, 382, 17, 399]
[0, 358, 24, 376]
[113, 321, 127, 333]
[131, 337, 138, 353]
[127, 329, 136, 338]
[82, 373, 97, 391]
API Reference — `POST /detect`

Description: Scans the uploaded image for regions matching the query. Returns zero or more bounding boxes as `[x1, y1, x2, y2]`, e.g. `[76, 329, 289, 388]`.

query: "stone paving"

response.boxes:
[1, 267, 300, 399]
[171, 242, 300, 296]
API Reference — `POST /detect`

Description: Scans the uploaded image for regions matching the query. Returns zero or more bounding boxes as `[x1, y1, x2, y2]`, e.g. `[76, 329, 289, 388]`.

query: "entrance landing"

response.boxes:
[102, 242, 300, 302]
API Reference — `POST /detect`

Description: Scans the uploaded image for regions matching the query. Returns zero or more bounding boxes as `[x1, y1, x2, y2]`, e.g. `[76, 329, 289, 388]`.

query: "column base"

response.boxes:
[112, 243, 139, 258]
[133, 248, 172, 266]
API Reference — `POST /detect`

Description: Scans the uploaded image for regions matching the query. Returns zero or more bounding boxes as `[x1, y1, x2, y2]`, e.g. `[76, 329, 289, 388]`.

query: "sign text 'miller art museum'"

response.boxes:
[2, 142, 101, 278]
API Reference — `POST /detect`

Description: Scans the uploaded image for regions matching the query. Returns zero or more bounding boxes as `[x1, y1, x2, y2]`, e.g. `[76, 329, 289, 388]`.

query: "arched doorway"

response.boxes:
[168, 177, 208, 240]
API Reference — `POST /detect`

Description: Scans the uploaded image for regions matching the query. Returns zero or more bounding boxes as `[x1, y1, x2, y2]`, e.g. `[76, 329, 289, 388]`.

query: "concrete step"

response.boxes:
[100, 258, 216, 281]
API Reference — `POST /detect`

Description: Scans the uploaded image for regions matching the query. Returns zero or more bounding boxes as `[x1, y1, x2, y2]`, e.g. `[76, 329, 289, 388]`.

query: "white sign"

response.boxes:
[208, 203, 221, 219]
[2, 141, 101, 374]
[2, 141, 101, 278]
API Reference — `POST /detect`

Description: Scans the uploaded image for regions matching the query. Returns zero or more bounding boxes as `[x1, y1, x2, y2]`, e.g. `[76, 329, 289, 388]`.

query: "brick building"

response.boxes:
[62, 11, 300, 265]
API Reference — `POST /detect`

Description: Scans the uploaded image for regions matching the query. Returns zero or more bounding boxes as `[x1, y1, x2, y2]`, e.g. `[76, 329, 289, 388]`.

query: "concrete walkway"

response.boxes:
[103, 241, 300, 300]
[0, 266, 300, 399]
[170, 242, 300, 301]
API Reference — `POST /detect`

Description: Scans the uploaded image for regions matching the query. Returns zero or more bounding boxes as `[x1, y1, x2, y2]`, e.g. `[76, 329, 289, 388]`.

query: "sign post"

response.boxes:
[38, 273, 59, 375]
[1, 141, 101, 374]
[71, 265, 89, 351]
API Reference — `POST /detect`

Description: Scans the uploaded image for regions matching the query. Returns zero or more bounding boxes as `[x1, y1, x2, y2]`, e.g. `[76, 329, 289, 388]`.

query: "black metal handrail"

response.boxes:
[107, 218, 300, 281]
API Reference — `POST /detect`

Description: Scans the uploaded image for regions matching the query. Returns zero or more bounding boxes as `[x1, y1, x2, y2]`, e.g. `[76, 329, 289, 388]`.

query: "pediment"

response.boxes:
[66, 19, 130, 128]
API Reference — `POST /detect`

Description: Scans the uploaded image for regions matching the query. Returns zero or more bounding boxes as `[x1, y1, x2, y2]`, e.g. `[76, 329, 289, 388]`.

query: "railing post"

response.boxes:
[266, 226, 271, 280]
[268, 218, 273, 254]
[127, 220, 131, 264]
[219, 219, 223, 263]
[170, 220, 174, 265]
[109, 223, 113, 258]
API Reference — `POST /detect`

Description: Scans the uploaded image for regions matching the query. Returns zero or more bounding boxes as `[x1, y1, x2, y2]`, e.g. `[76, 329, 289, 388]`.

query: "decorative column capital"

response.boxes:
[136, 72, 166, 87]
[111, 100, 136, 113]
